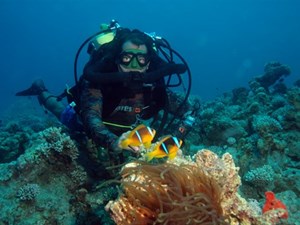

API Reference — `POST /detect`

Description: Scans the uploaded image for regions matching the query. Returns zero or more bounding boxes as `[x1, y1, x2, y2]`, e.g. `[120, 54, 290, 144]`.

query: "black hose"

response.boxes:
[83, 63, 187, 84]
[74, 30, 107, 85]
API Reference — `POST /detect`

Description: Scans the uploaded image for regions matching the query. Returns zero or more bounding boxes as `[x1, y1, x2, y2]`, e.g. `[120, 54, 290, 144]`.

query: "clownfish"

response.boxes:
[146, 135, 182, 161]
[120, 124, 156, 149]
[262, 191, 288, 219]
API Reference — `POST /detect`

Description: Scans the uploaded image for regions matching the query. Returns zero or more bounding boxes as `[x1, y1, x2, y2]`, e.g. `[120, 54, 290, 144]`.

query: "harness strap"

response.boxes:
[103, 121, 133, 129]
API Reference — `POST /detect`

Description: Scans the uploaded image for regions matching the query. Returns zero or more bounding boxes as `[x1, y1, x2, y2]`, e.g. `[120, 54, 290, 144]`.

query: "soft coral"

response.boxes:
[262, 191, 288, 219]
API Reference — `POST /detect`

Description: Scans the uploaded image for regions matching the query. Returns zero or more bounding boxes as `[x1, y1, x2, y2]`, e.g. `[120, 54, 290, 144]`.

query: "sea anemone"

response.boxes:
[107, 161, 228, 225]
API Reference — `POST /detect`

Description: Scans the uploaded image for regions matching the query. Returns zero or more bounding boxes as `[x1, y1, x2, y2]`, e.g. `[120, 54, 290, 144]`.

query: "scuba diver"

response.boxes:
[16, 20, 197, 178]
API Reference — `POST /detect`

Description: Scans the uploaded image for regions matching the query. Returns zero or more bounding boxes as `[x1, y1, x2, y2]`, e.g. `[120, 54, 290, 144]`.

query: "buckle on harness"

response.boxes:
[134, 107, 142, 113]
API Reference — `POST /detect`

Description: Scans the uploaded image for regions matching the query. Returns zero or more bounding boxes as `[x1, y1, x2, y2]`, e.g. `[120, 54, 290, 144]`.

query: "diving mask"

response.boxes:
[118, 49, 150, 69]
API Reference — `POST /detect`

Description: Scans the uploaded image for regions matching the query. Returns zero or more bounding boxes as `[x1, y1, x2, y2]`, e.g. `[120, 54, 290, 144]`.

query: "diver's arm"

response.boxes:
[80, 79, 118, 147]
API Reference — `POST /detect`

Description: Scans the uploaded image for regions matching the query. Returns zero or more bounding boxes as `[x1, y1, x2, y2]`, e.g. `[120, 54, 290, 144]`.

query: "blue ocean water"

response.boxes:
[0, 0, 299, 114]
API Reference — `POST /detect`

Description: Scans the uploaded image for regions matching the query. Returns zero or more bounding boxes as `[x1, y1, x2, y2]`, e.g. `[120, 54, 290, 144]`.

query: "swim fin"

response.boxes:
[15, 79, 47, 96]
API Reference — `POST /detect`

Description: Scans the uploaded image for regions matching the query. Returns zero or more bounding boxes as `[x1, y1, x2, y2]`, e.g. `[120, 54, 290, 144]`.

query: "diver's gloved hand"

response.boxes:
[109, 138, 123, 155]
[114, 132, 141, 153]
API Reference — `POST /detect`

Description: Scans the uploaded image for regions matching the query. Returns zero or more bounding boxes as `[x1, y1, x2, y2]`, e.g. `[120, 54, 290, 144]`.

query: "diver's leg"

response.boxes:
[38, 91, 65, 119]
[16, 79, 65, 119]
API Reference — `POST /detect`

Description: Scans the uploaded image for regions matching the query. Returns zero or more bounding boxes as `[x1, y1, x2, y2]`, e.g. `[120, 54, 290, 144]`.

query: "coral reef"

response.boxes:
[195, 64, 299, 158]
[0, 61, 299, 224]
[17, 183, 41, 201]
[253, 61, 291, 90]
[244, 165, 275, 191]
[0, 126, 89, 224]
[185, 62, 300, 223]
[0, 122, 31, 163]
[106, 160, 226, 225]
[105, 150, 289, 224]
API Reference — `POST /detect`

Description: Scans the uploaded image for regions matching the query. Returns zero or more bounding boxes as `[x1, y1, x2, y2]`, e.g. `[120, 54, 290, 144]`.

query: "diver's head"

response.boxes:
[118, 40, 150, 72]
[116, 30, 155, 72]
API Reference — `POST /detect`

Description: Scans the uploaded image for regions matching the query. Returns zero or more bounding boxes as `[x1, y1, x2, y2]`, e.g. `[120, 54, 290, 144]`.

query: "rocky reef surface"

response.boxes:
[0, 62, 299, 224]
